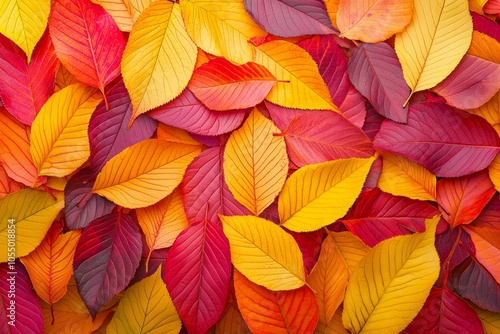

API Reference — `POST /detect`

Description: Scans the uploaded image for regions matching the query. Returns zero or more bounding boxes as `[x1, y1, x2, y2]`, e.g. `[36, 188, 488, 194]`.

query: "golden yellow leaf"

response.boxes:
[254, 40, 338, 111]
[157, 123, 202, 147]
[224, 109, 288, 216]
[0, 189, 64, 262]
[474, 306, 500, 333]
[0, 0, 50, 61]
[315, 305, 348, 334]
[91, 0, 155, 31]
[279, 157, 374, 232]
[488, 152, 500, 192]
[395, 0, 473, 104]
[468, 31, 500, 64]
[337, 0, 413, 43]
[136, 187, 188, 267]
[324, 0, 340, 30]
[180, 0, 267, 64]
[378, 152, 437, 201]
[107, 267, 182, 334]
[30, 83, 102, 177]
[330, 231, 370, 274]
[121, 1, 197, 123]
[93, 139, 200, 209]
[21, 225, 81, 304]
[342, 216, 440, 334]
[220, 214, 306, 291]
[308, 233, 349, 325]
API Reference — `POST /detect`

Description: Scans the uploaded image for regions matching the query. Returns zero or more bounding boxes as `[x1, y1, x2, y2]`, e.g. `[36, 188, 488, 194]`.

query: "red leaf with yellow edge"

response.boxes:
[49, 0, 125, 97]
[234, 269, 319, 334]
[0, 31, 57, 125]
[73, 213, 142, 317]
[189, 57, 277, 111]
[0, 165, 21, 199]
[436, 170, 495, 228]
[464, 226, 500, 283]
[164, 219, 231, 334]
[20, 222, 81, 304]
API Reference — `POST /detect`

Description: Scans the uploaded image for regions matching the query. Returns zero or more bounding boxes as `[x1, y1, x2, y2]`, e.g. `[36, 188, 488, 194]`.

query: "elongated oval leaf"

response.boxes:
[224, 109, 288, 216]
[164, 220, 231, 333]
[220, 215, 306, 290]
[342, 216, 440, 334]
[93, 139, 201, 209]
[279, 157, 374, 232]
[122, 1, 197, 122]
[374, 102, 500, 177]
[107, 267, 182, 334]
[73, 213, 142, 317]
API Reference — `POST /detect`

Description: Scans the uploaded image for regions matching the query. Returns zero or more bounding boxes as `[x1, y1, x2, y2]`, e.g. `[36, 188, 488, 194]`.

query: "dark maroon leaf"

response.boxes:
[245, 0, 334, 37]
[164, 220, 231, 334]
[374, 102, 500, 177]
[362, 102, 384, 141]
[73, 213, 141, 317]
[339, 188, 439, 247]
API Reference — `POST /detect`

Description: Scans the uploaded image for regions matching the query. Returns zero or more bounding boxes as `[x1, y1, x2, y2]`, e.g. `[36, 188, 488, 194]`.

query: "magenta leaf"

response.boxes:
[73, 213, 141, 317]
[244, 0, 334, 37]
[0, 263, 43, 333]
[164, 220, 231, 334]
[181, 146, 251, 226]
[374, 102, 500, 177]
[148, 89, 246, 136]
[471, 11, 500, 43]
[265, 100, 306, 131]
[339, 188, 439, 247]
[348, 42, 410, 123]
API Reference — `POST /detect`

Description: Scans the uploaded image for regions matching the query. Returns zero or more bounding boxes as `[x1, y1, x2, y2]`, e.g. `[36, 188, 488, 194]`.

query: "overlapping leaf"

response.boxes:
[0, 165, 21, 199]
[92, 0, 153, 31]
[465, 226, 500, 283]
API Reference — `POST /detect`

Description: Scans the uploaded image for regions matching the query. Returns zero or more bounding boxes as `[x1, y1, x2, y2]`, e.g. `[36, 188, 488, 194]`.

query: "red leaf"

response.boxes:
[164, 220, 231, 334]
[282, 110, 374, 167]
[0, 31, 57, 125]
[484, 0, 500, 15]
[188, 57, 277, 110]
[88, 79, 157, 178]
[338, 85, 368, 128]
[472, 195, 500, 229]
[244, 0, 334, 37]
[286, 229, 323, 274]
[348, 42, 409, 123]
[0, 263, 43, 333]
[149, 89, 246, 136]
[182, 146, 251, 226]
[436, 170, 496, 228]
[265, 101, 305, 131]
[374, 102, 500, 177]
[49, 0, 125, 96]
[339, 188, 439, 247]
[471, 11, 500, 43]
[433, 55, 500, 109]
[402, 287, 483, 334]
[73, 213, 141, 317]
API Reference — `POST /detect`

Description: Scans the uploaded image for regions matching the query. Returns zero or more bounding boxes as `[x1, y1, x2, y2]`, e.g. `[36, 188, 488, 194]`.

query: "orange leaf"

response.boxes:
[0, 164, 22, 199]
[464, 226, 500, 283]
[468, 30, 500, 64]
[234, 270, 319, 334]
[21, 222, 81, 304]
[156, 123, 203, 147]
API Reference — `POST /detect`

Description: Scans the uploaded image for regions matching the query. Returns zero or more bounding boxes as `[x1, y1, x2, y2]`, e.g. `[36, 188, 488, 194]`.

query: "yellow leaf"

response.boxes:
[474, 306, 500, 333]
[378, 152, 437, 201]
[93, 139, 201, 209]
[91, 0, 155, 31]
[254, 40, 338, 111]
[220, 214, 306, 291]
[121, 1, 197, 123]
[308, 233, 349, 325]
[0, 189, 64, 262]
[107, 267, 182, 334]
[469, 91, 500, 137]
[337, 0, 413, 43]
[324, 0, 340, 30]
[330, 231, 370, 274]
[395, 0, 473, 104]
[315, 305, 348, 334]
[157, 123, 202, 147]
[0, 0, 50, 61]
[468, 31, 500, 64]
[279, 157, 374, 232]
[224, 109, 288, 215]
[30, 83, 102, 177]
[21, 224, 81, 304]
[488, 152, 500, 192]
[136, 187, 188, 267]
[180, 0, 267, 64]
[342, 216, 440, 334]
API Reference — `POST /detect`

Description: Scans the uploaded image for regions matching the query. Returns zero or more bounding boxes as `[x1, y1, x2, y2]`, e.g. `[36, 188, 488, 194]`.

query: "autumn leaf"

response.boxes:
[92, 0, 154, 32]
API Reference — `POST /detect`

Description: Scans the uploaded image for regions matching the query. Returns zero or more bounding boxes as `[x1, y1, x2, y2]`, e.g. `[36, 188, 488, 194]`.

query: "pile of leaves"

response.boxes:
[1, 0, 500, 333]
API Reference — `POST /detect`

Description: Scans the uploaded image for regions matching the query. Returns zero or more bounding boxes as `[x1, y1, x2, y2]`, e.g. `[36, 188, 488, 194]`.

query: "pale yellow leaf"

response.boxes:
[122, 1, 197, 122]
[0, 189, 64, 262]
[395, 0, 473, 104]
[180, 0, 267, 64]
[30, 83, 102, 177]
[91, 0, 155, 31]
[224, 109, 288, 215]
[254, 40, 338, 111]
[93, 139, 201, 209]
[342, 216, 440, 334]
[220, 214, 306, 291]
[0, 0, 50, 61]
[279, 157, 374, 232]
